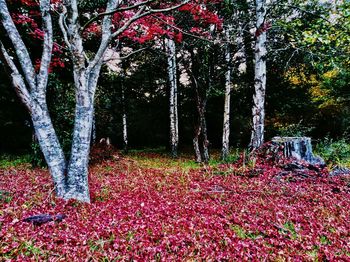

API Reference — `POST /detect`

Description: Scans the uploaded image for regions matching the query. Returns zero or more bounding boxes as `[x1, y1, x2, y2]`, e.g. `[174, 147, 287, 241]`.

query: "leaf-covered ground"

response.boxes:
[1, 152, 350, 261]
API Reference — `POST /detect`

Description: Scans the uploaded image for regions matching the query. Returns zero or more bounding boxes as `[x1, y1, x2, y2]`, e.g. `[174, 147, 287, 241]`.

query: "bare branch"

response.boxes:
[120, 47, 148, 60]
[151, 15, 215, 44]
[59, 6, 71, 49]
[81, 0, 154, 32]
[86, 0, 122, 80]
[111, 0, 190, 38]
[37, 0, 54, 93]
[0, 41, 33, 111]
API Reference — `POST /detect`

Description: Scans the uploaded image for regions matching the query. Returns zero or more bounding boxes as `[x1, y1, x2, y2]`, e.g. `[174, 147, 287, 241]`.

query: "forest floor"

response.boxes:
[0, 149, 350, 261]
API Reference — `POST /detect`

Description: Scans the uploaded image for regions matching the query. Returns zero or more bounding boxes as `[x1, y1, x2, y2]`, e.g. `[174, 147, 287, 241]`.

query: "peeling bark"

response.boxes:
[250, 0, 268, 149]
[121, 66, 128, 153]
[65, 104, 94, 203]
[166, 37, 179, 158]
[221, 26, 232, 160]
[31, 103, 67, 197]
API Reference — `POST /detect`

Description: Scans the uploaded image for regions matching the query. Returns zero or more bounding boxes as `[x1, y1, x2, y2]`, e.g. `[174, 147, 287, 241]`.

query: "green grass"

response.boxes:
[127, 147, 243, 170]
[0, 154, 31, 168]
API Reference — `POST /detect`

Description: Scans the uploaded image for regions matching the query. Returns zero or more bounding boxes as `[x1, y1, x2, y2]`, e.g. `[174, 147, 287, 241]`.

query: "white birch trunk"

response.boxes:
[31, 103, 67, 197]
[65, 101, 94, 202]
[250, 0, 267, 149]
[121, 86, 128, 153]
[0, 0, 67, 197]
[222, 26, 232, 160]
[166, 37, 179, 157]
[119, 65, 128, 153]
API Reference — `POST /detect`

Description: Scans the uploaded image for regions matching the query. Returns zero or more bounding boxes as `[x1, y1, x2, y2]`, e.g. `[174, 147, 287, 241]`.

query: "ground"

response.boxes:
[0, 150, 350, 261]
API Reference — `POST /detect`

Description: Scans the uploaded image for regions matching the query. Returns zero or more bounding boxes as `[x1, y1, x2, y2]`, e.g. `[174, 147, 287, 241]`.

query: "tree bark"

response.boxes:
[193, 125, 202, 163]
[166, 37, 179, 158]
[0, 0, 67, 197]
[250, 0, 268, 149]
[31, 103, 67, 197]
[222, 26, 232, 160]
[65, 103, 94, 202]
[2, 0, 190, 203]
[121, 66, 128, 153]
[271, 137, 325, 165]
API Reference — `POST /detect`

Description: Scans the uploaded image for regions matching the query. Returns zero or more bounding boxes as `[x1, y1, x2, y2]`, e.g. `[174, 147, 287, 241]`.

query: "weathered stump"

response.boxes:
[271, 137, 325, 166]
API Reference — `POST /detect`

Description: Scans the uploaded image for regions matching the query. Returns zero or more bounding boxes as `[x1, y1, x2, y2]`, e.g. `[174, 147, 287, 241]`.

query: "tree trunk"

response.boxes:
[200, 107, 210, 164]
[166, 37, 179, 158]
[120, 62, 128, 154]
[65, 103, 94, 203]
[250, 0, 267, 149]
[0, 0, 68, 196]
[193, 125, 202, 163]
[121, 72, 128, 154]
[31, 103, 67, 197]
[222, 26, 232, 160]
[91, 108, 96, 145]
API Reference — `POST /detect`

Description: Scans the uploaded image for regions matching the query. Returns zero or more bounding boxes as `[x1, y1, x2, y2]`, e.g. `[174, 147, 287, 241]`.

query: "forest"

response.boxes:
[1, 0, 350, 260]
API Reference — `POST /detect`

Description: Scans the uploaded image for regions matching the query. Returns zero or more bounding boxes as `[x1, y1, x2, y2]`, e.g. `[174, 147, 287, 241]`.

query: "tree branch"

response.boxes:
[111, 0, 190, 38]
[0, 41, 33, 111]
[81, 0, 154, 32]
[59, 6, 71, 50]
[0, 0, 36, 91]
[37, 0, 54, 94]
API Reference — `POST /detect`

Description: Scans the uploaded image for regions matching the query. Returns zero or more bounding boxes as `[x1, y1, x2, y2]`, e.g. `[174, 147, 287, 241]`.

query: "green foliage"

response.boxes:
[280, 221, 298, 240]
[276, 121, 314, 137]
[315, 138, 350, 167]
[0, 154, 31, 168]
[0, 190, 13, 203]
[29, 142, 46, 168]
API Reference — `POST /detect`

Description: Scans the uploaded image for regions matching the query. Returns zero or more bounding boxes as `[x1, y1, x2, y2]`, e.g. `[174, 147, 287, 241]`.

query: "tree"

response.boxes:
[0, 0, 189, 202]
[1, 0, 68, 197]
[250, 0, 268, 149]
[165, 37, 179, 157]
[221, 24, 232, 160]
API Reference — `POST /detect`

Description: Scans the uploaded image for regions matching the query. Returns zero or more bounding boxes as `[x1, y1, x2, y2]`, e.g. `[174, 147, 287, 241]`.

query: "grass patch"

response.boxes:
[0, 154, 31, 168]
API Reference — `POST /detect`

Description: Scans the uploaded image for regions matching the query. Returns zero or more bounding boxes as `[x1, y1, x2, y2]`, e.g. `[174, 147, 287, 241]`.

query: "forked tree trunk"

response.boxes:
[0, 0, 67, 197]
[166, 37, 179, 157]
[189, 47, 210, 164]
[250, 0, 267, 149]
[2, 0, 189, 203]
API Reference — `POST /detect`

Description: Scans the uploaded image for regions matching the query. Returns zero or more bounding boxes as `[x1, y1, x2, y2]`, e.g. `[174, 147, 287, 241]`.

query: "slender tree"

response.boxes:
[120, 64, 128, 153]
[165, 37, 179, 157]
[250, 0, 268, 149]
[221, 25, 232, 160]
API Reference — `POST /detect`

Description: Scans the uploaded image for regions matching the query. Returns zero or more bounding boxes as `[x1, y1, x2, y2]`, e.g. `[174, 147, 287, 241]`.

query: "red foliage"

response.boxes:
[1, 152, 350, 260]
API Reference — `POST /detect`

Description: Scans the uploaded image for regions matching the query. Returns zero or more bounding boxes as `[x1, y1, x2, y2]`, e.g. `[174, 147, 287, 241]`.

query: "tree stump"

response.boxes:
[271, 137, 325, 166]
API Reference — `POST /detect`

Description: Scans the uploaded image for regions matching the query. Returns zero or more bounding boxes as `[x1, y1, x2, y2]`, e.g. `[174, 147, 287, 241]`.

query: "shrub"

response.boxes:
[315, 138, 350, 167]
